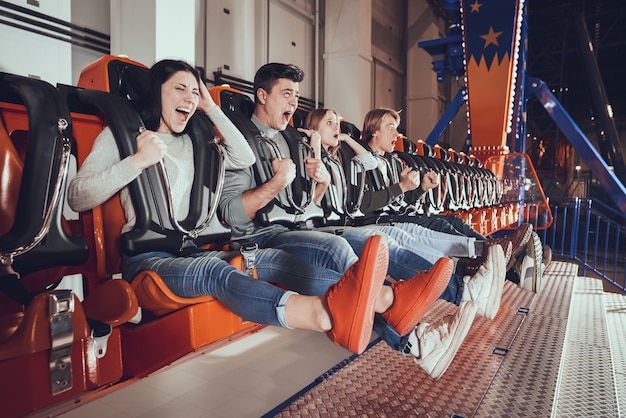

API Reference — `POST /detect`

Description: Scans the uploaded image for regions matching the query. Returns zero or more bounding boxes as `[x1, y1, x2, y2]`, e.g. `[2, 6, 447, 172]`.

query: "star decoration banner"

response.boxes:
[462, 0, 524, 155]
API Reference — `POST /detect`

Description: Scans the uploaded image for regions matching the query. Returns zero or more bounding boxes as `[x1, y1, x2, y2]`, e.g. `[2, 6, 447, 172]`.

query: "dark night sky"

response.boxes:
[526, 0, 626, 135]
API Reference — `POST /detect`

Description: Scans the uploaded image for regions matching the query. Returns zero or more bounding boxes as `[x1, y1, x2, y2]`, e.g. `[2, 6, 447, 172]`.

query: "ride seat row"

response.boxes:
[216, 90, 510, 234]
[0, 70, 138, 418]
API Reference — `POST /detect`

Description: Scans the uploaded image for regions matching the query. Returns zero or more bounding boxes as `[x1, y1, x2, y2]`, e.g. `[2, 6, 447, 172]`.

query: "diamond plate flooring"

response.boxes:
[475, 261, 575, 417]
[269, 278, 537, 417]
[267, 261, 626, 417]
[53, 260, 625, 417]
[553, 275, 618, 417]
[605, 291, 626, 416]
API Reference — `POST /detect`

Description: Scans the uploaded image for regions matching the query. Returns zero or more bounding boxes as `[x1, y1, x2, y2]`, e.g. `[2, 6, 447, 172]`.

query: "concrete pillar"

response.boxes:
[405, 1, 442, 143]
[323, 0, 372, 126]
[110, 0, 196, 67]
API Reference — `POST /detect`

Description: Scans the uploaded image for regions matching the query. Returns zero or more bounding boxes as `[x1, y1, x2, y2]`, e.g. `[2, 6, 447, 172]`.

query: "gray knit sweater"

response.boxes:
[68, 107, 254, 233]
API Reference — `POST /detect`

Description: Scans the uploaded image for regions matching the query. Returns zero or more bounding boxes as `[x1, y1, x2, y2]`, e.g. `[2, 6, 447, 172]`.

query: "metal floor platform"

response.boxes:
[267, 261, 625, 417]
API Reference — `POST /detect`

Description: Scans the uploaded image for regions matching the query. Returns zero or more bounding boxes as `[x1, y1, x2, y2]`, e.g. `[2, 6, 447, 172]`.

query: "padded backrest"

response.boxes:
[340, 121, 361, 141]
[77, 54, 148, 94]
[106, 59, 149, 111]
[0, 117, 22, 238]
[215, 86, 256, 117]
[291, 108, 308, 129]
[402, 138, 417, 154]
[0, 72, 88, 276]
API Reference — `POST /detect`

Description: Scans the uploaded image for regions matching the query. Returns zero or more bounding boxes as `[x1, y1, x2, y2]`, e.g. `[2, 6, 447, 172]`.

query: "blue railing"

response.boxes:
[539, 197, 626, 291]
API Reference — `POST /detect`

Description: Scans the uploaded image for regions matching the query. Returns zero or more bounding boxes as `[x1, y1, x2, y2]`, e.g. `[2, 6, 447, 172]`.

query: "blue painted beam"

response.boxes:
[527, 77, 626, 214]
[424, 86, 467, 146]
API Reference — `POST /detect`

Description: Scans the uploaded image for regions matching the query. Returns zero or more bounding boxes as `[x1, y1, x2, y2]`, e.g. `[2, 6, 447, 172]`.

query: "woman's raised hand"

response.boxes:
[198, 81, 218, 114]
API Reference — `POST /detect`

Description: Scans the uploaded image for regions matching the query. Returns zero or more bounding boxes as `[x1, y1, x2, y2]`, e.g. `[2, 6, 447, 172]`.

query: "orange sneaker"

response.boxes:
[381, 257, 453, 336]
[326, 235, 389, 354]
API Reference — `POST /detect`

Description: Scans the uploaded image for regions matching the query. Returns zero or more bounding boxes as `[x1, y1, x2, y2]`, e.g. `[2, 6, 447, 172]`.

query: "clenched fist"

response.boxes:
[131, 129, 167, 170]
[271, 157, 296, 188]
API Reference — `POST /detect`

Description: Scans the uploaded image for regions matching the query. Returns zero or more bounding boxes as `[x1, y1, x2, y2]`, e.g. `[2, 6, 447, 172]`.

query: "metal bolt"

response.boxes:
[58, 118, 69, 131]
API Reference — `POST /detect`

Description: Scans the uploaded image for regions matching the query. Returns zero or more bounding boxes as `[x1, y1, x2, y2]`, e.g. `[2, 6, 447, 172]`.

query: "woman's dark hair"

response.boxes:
[141, 59, 201, 132]
[253, 63, 304, 103]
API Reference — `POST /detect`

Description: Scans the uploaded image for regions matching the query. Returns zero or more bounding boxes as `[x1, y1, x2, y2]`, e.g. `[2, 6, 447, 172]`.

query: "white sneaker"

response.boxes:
[541, 244, 552, 275]
[408, 301, 477, 380]
[517, 254, 532, 292]
[520, 231, 543, 293]
[462, 245, 505, 319]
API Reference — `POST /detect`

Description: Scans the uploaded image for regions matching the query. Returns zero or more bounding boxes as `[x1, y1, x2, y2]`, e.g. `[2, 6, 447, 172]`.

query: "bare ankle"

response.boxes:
[316, 296, 332, 331]
[375, 285, 394, 313]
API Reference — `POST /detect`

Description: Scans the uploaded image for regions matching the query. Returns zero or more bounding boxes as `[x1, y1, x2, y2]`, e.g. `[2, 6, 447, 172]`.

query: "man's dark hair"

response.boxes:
[253, 63, 304, 103]
[141, 59, 201, 132]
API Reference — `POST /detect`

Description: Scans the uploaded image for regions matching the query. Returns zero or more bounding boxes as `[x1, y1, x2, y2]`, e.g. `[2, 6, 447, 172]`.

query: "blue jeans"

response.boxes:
[411, 215, 485, 239]
[360, 223, 476, 263]
[122, 228, 464, 355]
[338, 226, 433, 276]
[121, 246, 413, 353]
[251, 227, 464, 305]
[122, 248, 307, 328]
[249, 229, 358, 279]
[249, 229, 414, 353]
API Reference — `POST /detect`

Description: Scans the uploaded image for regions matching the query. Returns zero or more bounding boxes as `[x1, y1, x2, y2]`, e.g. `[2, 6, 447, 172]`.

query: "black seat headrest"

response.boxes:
[218, 89, 255, 118]
[292, 108, 308, 129]
[340, 121, 361, 141]
[402, 138, 416, 154]
[107, 61, 150, 113]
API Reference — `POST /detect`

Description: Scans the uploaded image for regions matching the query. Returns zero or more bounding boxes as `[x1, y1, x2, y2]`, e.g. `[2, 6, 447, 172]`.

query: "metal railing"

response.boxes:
[540, 197, 626, 291]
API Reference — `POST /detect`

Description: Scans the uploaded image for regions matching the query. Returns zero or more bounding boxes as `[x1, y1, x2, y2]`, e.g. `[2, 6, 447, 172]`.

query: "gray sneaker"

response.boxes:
[463, 245, 505, 319]
[518, 231, 544, 293]
[516, 254, 533, 291]
[408, 301, 478, 380]
[541, 244, 552, 274]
